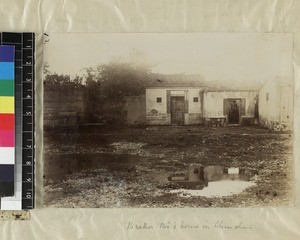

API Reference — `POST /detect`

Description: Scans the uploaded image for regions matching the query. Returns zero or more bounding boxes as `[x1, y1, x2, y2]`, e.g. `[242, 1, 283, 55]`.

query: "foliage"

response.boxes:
[84, 59, 152, 123]
[44, 73, 84, 91]
[85, 58, 152, 97]
[44, 55, 153, 125]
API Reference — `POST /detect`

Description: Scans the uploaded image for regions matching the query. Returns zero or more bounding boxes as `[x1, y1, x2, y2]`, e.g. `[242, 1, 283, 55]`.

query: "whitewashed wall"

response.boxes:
[203, 91, 258, 118]
[146, 88, 202, 113]
[146, 88, 167, 114]
[259, 78, 293, 130]
[259, 80, 281, 122]
[187, 88, 202, 114]
[146, 87, 203, 125]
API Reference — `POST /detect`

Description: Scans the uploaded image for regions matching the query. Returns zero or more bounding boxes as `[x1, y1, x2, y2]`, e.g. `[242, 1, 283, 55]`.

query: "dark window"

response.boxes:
[193, 97, 198, 102]
[266, 93, 269, 101]
[156, 97, 162, 103]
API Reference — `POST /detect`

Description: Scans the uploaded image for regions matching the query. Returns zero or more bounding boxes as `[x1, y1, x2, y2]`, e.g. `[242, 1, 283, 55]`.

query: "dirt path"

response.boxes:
[43, 126, 294, 208]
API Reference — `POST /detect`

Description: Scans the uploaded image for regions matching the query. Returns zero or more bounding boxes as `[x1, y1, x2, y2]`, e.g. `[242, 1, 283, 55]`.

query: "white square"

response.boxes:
[0, 147, 14, 164]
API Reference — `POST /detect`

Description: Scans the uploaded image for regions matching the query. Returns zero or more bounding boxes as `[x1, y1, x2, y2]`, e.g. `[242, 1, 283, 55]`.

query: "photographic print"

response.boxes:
[43, 33, 294, 208]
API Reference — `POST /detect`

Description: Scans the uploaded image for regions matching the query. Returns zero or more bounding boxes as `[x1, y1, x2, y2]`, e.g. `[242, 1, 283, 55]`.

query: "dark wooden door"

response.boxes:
[171, 96, 185, 125]
[224, 99, 244, 125]
[227, 99, 241, 124]
[228, 100, 239, 124]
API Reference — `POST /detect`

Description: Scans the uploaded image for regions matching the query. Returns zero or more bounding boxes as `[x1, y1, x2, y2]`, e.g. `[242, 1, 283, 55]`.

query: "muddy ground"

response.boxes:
[43, 126, 294, 208]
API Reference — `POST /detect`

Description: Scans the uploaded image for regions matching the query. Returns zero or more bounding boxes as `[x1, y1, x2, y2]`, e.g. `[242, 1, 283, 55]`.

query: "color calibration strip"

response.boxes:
[0, 32, 35, 210]
[0, 45, 15, 198]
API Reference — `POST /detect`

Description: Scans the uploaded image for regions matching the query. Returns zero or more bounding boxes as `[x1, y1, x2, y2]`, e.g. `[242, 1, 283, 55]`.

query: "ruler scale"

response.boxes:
[0, 45, 15, 200]
[22, 33, 35, 209]
[0, 32, 35, 210]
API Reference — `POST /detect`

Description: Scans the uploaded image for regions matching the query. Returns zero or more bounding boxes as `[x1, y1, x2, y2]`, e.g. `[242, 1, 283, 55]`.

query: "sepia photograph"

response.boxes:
[43, 33, 294, 208]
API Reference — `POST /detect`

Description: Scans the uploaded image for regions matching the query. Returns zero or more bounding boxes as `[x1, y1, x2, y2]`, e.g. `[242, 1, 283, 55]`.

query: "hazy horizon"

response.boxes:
[44, 33, 293, 87]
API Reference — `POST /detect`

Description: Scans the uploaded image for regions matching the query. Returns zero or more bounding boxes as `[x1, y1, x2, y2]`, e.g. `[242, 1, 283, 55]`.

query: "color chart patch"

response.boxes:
[0, 32, 35, 210]
[0, 45, 14, 197]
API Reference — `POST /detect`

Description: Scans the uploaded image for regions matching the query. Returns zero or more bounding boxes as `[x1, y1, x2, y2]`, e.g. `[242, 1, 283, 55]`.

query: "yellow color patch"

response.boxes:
[0, 97, 14, 113]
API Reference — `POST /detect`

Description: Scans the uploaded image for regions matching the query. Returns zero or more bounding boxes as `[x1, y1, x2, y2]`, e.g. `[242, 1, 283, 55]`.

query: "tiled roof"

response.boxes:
[146, 74, 290, 91]
[203, 79, 261, 91]
[146, 74, 206, 87]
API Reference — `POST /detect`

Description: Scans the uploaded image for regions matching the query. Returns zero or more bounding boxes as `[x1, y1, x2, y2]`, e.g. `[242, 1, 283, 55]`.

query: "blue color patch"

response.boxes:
[0, 46, 14, 62]
[0, 164, 14, 182]
[0, 62, 14, 79]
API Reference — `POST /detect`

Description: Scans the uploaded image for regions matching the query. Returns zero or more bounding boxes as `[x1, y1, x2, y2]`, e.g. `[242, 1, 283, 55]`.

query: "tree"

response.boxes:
[44, 73, 83, 91]
[99, 61, 146, 99]
[83, 57, 153, 124]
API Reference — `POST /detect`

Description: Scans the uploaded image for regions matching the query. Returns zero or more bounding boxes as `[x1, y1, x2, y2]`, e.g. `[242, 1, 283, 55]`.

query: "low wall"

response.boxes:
[146, 113, 171, 125]
[44, 87, 86, 127]
[126, 95, 146, 125]
[184, 113, 203, 125]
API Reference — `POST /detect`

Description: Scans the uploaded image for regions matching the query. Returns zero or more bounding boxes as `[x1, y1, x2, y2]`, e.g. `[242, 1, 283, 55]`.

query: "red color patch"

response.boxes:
[0, 114, 14, 130]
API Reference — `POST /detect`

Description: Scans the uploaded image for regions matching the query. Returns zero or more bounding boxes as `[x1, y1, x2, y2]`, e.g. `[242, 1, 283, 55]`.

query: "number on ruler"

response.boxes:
[22, 33, 35, 209]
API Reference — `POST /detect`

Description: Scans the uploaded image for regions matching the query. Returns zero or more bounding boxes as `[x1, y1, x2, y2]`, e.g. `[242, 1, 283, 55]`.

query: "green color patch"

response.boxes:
[0, 81, 14, 96]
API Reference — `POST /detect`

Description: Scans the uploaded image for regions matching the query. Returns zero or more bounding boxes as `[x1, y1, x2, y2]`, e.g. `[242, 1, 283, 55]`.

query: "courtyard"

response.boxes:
[43, 126, 293, 208]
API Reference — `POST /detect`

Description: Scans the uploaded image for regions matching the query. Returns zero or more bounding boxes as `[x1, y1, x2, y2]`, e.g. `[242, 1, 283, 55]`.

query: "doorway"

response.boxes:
[171, 96, 185, 125]
[224, 99, 244, 125]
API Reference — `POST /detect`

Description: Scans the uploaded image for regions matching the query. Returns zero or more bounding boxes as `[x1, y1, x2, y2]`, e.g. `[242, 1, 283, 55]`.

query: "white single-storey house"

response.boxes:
[145, 74, 259, 126]
[202, 90, 258, 126]
[146, 74, 205, 125]
[259, 76, 293, 131]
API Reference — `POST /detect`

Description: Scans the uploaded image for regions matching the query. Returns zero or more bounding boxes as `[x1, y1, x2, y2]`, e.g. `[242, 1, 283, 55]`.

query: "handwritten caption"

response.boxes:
[126, 220, 253, 231]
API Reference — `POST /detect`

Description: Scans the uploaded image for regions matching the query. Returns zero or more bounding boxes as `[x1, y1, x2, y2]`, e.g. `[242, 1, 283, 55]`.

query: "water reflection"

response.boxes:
[169, 165, 254, 197]
[203, 166, 248, 182]
[170, 180, 255, 197]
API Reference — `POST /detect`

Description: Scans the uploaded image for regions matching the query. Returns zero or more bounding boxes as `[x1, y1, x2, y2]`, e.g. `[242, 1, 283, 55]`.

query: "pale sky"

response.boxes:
[44, 33, 293, 85]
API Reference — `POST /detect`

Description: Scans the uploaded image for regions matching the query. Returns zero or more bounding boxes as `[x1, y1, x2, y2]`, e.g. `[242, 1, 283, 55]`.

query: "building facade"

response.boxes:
[146, 87, 204, 125]
[145, 74, 259, 126]
[259, 77, 293, 131]
[202, 90, 258, 126]
[145, 74, 206, 125]
[138, 74, 293, 130]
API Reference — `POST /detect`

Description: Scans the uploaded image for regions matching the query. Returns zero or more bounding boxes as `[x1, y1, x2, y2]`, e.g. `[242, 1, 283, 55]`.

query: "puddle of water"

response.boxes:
[170, 180, 255, 198]
[169, 165, 249, 183]
[168, 165, 255, 197]
[203, 166, 248, 182]
[44, 153, 145, 181]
